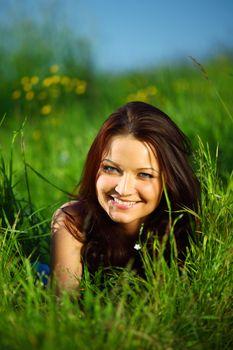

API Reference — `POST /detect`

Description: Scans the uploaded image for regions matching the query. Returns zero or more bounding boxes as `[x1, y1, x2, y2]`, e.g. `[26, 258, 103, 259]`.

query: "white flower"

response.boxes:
[134, 243, 141, 250]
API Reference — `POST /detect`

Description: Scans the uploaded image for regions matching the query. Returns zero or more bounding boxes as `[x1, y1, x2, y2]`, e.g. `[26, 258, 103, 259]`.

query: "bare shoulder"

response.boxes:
[51, 200, 85, 251]
[51, 200, 82, 235]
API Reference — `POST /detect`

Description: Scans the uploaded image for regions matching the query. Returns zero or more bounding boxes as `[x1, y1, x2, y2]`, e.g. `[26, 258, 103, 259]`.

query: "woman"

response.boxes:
[51, 101, 200, 294]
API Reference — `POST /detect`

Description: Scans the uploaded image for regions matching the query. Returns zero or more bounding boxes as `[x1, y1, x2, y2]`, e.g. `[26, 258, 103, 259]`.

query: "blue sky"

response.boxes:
[73, 0, 233, 71]
[1, 0, 233, 72]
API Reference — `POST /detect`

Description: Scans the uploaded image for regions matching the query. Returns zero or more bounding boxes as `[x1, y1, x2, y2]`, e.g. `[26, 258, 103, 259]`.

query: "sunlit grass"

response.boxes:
[0, 140, 232, 349]
[1, 101, 233, 349]
[0, 55, 233, 349]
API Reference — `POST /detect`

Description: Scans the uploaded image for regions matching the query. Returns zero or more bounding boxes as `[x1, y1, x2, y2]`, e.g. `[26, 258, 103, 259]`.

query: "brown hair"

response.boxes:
[63, 101, 200, 274]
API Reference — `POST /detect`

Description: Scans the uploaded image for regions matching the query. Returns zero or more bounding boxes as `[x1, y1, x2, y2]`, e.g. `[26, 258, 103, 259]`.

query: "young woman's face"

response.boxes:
[96, 134, 163, 235]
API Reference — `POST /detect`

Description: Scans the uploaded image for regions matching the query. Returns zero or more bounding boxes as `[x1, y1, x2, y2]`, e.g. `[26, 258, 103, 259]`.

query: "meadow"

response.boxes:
[0, 50, 233, 349]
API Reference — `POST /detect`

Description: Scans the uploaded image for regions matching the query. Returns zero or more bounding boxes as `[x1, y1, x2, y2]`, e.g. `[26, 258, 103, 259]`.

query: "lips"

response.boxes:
[110, 196, 140, 208]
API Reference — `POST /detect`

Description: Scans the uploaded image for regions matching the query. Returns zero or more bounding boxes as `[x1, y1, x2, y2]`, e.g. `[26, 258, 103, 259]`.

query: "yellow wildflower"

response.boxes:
[41, 105, 52, 115]
[51, 75, 60, 84]
[23, 83, 32, 92]
[76, 80, 87, 94]
[146, 85, 158, 95]
[31, 76, 39, 85]
[25, 91, 34, 101]
[12, 90, 21, 99]
[49, 64, 60, 74]
[127, 90, 148, 102]
[43, 77, 53, 87]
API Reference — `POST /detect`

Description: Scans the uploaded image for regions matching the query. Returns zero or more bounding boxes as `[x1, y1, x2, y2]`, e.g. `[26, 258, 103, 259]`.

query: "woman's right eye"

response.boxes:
[102, 165, 119, 174]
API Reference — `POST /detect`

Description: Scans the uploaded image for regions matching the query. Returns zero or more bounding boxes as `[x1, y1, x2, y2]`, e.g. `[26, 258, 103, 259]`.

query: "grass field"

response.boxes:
[1, 55, 233, 349]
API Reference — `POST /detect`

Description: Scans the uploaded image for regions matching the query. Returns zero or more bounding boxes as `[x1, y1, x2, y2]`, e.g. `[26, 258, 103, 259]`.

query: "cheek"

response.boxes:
[96, 175, 116, 193]
[138, 181, 163, 202]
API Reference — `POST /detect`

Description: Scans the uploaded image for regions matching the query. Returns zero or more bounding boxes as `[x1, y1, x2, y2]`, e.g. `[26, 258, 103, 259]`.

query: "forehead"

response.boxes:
[103, 134, 158, 166]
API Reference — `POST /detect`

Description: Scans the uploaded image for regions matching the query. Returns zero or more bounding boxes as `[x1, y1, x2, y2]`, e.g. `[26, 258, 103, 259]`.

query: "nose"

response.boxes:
[115, 174, 135, 196]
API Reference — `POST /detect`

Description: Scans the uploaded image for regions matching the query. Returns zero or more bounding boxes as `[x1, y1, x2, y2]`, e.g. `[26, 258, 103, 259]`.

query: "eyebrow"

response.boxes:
[102, 158, 159, 173]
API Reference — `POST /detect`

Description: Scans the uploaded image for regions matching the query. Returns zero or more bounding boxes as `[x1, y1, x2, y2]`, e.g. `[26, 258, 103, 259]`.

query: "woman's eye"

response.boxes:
[102, 165, 119, 174]
[138, 172, 153, 179]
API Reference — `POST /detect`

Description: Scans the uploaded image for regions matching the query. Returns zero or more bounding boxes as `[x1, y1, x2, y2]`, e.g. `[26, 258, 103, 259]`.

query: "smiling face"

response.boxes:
[96, 134, 163, 235]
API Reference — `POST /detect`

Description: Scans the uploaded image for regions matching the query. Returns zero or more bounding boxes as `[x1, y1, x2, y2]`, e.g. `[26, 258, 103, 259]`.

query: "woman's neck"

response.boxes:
[115, 227, 139, 249]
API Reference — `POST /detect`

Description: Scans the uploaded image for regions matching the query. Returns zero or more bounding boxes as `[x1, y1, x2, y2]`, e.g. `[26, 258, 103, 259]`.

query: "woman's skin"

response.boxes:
[51, 134, 163, 293]
[96, 134, 163, 235]
[51, 203, 83, 293]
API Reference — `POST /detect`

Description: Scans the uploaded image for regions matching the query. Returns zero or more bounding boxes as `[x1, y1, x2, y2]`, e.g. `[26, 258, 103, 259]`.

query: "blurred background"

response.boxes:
[1, 0, 233, 209]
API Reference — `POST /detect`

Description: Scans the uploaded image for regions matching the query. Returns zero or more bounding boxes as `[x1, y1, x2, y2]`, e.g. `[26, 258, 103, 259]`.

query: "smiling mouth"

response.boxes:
[110, 196, 139, 208]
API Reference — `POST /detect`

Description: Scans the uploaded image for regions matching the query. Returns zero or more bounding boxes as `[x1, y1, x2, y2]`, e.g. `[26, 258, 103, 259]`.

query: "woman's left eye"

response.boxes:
[138, 172, 153, 179]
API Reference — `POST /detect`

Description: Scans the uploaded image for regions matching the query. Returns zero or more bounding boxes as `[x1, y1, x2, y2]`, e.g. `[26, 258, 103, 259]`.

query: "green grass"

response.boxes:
[0, 57, 233, 349]
[0, 150, 232, 349]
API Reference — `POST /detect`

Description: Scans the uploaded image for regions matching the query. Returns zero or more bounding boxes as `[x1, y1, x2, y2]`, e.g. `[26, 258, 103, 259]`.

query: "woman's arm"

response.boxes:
[51, 202, 83, 295]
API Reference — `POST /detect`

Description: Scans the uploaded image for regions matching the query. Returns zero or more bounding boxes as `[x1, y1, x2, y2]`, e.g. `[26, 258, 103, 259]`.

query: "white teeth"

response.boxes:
[113, 197, 136, 207]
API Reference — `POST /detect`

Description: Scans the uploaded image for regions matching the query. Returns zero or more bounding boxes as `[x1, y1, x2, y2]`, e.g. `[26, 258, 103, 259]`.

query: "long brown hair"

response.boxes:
[64, 101, 200, 273]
